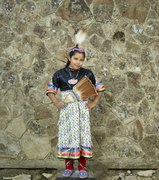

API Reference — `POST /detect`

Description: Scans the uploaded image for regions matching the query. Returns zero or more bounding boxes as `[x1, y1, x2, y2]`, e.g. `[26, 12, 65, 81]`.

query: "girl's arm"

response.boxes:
[48, 93, 65, 109]
[86, 91, 103, 110]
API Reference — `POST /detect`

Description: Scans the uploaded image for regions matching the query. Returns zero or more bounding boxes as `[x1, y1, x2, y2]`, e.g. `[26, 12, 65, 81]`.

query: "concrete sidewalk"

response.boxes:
[0, 168, 158, 180]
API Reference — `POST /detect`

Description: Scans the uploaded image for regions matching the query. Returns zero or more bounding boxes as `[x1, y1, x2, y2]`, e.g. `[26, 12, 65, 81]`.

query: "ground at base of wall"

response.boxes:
[0, 168, 158, 180]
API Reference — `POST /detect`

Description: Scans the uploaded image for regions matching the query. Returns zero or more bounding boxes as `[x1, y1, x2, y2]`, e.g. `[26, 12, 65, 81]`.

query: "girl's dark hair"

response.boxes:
[65, 46, 86, 67]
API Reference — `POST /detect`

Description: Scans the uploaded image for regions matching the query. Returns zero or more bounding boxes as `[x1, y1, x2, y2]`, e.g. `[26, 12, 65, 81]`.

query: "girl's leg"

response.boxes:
[78, 156, 89, 178]
[65, 159, 74, 170]
[63, 159, 74, 177]
[78, 156, 87, 171]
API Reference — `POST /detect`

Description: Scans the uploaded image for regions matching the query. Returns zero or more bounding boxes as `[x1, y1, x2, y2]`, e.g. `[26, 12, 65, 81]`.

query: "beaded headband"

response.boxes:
[69, 45, 85, 53]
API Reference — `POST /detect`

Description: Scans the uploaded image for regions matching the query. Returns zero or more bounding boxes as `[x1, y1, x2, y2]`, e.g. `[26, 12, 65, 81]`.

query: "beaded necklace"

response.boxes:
[68, 67, 80, 85]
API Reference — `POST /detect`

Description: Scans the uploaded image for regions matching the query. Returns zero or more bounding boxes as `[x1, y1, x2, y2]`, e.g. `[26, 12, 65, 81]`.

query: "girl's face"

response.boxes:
[69, 52, 84, 70]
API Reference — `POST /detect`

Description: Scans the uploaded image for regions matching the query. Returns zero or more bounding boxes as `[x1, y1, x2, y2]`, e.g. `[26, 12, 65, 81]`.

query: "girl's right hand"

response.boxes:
[54, 100, 65, 110]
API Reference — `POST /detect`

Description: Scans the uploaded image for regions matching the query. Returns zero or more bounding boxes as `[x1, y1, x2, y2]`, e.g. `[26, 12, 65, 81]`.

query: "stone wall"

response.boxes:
[0, 0, 159, 169]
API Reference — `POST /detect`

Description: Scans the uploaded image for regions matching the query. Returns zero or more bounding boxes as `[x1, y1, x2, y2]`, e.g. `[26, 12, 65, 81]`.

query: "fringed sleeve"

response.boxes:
[95, 78, 105, 92]
[46, 71, 60, 95]
[87, 69, 105, 92]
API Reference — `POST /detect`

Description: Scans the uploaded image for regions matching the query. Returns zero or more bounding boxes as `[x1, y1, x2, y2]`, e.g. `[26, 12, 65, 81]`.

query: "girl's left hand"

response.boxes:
[86, 102, 96, 110]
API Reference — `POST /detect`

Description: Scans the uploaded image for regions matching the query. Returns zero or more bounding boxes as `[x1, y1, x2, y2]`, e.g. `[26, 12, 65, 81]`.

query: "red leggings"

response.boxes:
[65, 156, 86, 171]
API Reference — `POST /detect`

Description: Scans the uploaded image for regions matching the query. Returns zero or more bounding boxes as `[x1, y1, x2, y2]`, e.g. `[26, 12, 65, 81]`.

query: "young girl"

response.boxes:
[46, 45, 105, 178]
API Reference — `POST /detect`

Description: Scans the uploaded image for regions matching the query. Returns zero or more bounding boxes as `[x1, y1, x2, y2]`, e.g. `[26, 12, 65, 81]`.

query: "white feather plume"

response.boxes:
[75, 29, 87, 46]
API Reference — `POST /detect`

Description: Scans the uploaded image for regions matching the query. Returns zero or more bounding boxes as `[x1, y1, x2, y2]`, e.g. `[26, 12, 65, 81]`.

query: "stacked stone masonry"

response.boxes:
[0, 0, 159, 173]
